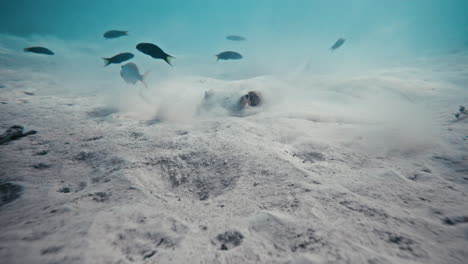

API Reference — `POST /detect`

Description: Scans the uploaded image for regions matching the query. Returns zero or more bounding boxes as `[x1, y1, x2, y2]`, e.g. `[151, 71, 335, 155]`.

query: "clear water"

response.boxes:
[2, 0, 467, 61]
[0, 1, 467, 108]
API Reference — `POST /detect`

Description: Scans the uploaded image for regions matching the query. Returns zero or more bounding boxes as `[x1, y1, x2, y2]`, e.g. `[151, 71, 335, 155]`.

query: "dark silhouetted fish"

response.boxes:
[102, 52, 134, 66]
[216, 51, 243, 61]
[136, 43, 174, 66]
[23, 47, 54, 55]
[330, 38, 346, 51]
[103, 30, 128, 39]
[226, 35, 246, 41]
[120, 62, 148, 87]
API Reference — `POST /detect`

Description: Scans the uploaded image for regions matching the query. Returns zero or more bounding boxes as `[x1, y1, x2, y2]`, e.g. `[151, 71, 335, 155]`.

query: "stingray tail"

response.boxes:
[165, 55, 174, 66]
[102, 58, 111, 66]
[141, 71, 149, 88]
[139, 89, 152, 105]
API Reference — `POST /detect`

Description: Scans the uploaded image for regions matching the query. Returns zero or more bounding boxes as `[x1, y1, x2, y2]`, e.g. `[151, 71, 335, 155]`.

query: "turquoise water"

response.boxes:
[2, 0, 467, 54]
[1, 1, 468, 83]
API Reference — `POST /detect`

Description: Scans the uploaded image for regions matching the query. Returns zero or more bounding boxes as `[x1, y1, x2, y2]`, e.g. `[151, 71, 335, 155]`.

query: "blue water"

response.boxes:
[2, 0, 467, 53]
[1, 0, 468, 84]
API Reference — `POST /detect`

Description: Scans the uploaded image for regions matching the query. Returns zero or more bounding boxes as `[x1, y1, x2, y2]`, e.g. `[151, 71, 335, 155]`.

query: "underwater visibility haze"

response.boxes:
[1, 1, 468, 263]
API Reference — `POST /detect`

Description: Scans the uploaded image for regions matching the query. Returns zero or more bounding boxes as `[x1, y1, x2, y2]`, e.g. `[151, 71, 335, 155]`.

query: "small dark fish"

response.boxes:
[103, 30, 128, 39]
[216, 51, 243, 61]
[102, 52, 134, 66]
[136, 43, 174, 66]
[24, 47, 54, 55]
[226, 35, 246, 41]
[330, 38, 346, 51]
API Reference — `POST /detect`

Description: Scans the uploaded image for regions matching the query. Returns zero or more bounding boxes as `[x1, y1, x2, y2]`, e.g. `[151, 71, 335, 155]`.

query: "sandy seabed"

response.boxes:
[1, 48, 468, 264]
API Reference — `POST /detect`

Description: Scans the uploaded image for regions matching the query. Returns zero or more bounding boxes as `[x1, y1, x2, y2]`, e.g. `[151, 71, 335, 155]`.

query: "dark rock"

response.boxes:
[48, 207, 70, 214]
[442, 216, 468, 226]
[0, 125, 24, 144]
[216, 230, 244, 250]
[151, 235, 176, 248]
[0, 182, 23, 206]
[0, 125, 37, 145]
[23, 91, 35, 96]
[83, 136, 103, 141]
[58, 187, 71, 193]
[33, 163, 51, 169]
[143, 250, 157, 260]
[35, 150, 49, 156]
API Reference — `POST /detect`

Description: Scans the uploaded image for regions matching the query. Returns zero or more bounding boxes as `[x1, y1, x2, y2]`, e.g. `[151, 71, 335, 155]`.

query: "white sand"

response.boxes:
[0, 42, 467, 264]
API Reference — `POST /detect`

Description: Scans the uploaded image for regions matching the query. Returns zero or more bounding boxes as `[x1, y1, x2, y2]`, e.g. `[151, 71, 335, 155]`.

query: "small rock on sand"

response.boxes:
[0, 183, 23, 207]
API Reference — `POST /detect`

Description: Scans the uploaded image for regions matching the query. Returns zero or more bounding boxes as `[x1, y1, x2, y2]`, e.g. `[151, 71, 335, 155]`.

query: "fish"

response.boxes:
[23, 47, 54, 55]
[216, 51, 243, 61]
[136, 43, 174, 66]
[330, 38, 346, 51]
[226, 35, 246, 41]
[103, 30, 128, 39]
[120, 63, 148, 87]
[102, 52, 134, 66]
